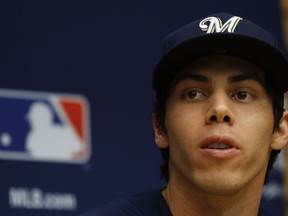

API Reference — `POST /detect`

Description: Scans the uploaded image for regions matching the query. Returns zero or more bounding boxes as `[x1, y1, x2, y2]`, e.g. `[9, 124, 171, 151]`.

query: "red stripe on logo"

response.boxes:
[60, 99, 85, 141]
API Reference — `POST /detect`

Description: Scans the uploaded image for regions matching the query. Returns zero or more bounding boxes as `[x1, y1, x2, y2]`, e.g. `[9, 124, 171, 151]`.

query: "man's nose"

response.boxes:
[205, 92, 234, 125]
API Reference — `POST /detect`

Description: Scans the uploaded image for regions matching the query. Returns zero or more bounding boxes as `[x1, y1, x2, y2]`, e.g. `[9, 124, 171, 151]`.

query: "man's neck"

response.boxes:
[162, 177, 263, 216]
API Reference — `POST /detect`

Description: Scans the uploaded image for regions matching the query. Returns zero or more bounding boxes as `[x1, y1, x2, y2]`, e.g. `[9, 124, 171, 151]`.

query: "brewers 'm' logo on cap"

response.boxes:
[154, 13, 288, 95]
[199, 16, 243, 33]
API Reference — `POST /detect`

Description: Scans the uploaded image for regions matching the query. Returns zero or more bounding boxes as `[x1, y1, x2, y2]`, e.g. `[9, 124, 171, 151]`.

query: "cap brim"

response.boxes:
[153, 34, 288, 95]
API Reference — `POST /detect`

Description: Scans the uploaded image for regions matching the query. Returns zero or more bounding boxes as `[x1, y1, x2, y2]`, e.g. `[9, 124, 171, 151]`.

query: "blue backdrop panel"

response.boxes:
[0, 1, 285, 215]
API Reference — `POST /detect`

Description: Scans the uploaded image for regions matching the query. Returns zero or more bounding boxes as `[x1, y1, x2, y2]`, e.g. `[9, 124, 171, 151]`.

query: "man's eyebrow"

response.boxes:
[176, 74, 209, 83]
[174, 72, 265, 86]
[170, 73, 209, 91]
[228, 74, 264, 85]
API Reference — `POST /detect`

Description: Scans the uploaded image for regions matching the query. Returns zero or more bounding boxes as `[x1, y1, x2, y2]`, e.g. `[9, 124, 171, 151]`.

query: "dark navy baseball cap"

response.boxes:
[153, 13, 288, 96]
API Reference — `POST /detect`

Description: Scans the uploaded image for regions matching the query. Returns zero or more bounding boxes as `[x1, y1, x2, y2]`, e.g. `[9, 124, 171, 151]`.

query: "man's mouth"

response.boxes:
[200, 135, 239, 150]
[205, 143, 232, 149]
[199, 135, 240, 158]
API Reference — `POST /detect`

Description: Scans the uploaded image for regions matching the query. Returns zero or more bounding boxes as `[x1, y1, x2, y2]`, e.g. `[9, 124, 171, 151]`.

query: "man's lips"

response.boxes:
[205, 143, 232, 149]
[199, 135, 240, 158]
[200, 135, 239, 150]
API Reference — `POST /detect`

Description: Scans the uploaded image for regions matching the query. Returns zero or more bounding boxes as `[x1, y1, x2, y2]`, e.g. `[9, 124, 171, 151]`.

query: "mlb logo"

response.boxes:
[0, 89, 90, 163]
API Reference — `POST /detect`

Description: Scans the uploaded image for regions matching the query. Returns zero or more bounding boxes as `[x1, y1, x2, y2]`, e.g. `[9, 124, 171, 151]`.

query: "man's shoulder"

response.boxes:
[79, 189, 171, 216]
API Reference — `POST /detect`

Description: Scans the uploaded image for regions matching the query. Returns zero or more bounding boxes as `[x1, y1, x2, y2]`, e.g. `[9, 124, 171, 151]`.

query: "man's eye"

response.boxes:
[236, 92, 247, 100]
[185, 90, 205, 100]
[187, 90, 198, 98]
[232, 91, 253, 101]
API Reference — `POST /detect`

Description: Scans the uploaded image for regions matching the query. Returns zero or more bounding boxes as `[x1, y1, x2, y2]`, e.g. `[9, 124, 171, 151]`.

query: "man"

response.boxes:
[80, 13, 288, 216]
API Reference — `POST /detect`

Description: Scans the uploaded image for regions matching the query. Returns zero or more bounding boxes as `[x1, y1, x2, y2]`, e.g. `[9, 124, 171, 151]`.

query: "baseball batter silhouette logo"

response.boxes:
[0, 89, 90, 163]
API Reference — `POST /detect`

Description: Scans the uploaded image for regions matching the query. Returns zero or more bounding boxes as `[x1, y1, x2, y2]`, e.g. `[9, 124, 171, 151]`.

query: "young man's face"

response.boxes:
[154, 55, 284, 195]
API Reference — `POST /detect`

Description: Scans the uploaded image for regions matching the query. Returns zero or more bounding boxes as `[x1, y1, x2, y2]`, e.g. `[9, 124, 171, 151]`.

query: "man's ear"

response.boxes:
[271, 110, 288, 150]
[152, 113, 169, 148]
